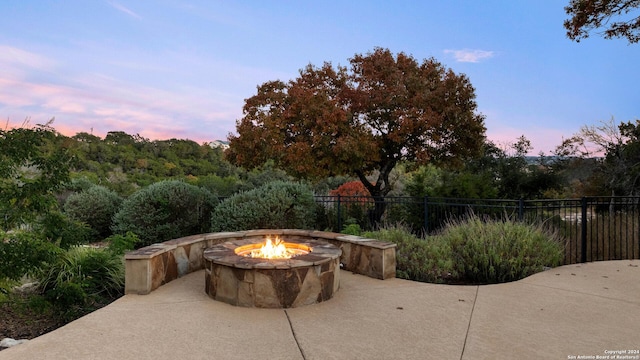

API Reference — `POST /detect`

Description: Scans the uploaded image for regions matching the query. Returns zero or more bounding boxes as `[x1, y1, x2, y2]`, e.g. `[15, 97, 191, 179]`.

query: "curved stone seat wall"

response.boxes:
[124, 229, 397, 295]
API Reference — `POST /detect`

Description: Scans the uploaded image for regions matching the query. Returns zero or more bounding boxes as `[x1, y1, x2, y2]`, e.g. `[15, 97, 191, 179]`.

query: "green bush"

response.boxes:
[238, 161, 293, 192]
[105, 231, 139, 255]
[64, 185, 122, 240]
[365, 224, 456, 283]
[0, 230, 61, 281]
[188, 174, 241, 197]
[39, 245, 126, 320]
[65, 176, 97, 193]
[341, 223, 363, 236]
[440, 215, 564, 283]
[0, 124, 73, 231]
[39, 246, 125, 301]
[39, 211, 93, 249]
[211, 181, 316, 231]
[44, 281, 87, 318]
[112, 180, 218, 247]
[366, 217, 563, 284]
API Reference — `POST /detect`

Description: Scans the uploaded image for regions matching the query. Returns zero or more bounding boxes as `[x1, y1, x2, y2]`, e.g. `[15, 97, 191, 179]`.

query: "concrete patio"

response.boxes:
[1, 260, 638, 360]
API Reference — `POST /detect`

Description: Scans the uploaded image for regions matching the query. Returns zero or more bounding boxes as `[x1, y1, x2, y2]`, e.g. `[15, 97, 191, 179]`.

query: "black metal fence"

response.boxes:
[314, 195, 640, 265]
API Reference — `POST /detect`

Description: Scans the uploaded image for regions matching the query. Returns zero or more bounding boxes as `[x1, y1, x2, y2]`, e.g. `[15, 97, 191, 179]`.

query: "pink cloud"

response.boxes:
[1, 71, 240, 143]
[0, 45, 56, 73]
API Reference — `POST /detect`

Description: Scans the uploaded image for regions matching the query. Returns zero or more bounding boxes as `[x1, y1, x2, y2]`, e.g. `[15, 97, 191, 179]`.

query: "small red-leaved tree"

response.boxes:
[329, 181, 372, 207]
[329, 181, 372, 228]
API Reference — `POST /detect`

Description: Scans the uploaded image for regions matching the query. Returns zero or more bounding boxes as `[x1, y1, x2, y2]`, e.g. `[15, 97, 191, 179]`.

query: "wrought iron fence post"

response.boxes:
[337, 194, 342, 233]
[581, 197, 588, 263]
[518, 198, 524, 221]
[424, 196, 429, 234]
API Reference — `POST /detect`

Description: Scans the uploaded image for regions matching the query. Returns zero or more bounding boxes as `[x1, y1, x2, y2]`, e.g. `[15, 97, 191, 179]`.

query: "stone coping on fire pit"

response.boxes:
[203, 238, 342, 269]
[124, 229, 396, 295]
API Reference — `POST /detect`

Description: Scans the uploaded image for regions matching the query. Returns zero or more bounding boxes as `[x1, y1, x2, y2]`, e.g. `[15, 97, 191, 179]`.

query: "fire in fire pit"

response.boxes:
[203, 234, 341, 308]
[235, 236, 311, 259]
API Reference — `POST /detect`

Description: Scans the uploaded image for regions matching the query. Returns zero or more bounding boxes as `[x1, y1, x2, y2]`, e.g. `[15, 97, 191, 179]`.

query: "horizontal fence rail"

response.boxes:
[313, 195, 640, 265]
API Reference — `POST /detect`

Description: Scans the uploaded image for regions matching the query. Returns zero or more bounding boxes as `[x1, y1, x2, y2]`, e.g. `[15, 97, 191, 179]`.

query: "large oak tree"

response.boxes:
[227, 48, 486, 224]
[564, 0, 640, 43]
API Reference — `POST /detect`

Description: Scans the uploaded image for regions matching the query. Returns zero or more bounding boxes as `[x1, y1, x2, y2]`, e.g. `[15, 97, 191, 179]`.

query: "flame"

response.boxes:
[249, 236, 295, 259]
[235, 236, 311, 259]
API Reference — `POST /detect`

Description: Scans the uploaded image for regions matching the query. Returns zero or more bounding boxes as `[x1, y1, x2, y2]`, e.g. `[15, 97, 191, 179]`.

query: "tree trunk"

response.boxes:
[355, 160, 395, 228]
[367, 193, 387, 229]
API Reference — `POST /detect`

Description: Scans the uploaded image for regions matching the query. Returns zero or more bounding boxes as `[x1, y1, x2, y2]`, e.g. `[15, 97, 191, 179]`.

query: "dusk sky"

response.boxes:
[1, 1, 639, 154]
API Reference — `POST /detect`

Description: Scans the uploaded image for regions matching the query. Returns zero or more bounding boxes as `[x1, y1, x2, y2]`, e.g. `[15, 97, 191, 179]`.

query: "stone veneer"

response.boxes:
[204, 238, 341, 308]
[125, 229, 396, 295]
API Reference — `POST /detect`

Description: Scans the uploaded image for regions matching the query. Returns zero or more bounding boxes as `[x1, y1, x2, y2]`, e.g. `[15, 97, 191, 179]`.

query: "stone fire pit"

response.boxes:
[203, 236, 341, 308]
[124, 229, 397, 299]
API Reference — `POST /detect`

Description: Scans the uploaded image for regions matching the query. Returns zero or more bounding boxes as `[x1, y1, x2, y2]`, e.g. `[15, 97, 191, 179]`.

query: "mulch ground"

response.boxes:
[0, 294, 67, 351]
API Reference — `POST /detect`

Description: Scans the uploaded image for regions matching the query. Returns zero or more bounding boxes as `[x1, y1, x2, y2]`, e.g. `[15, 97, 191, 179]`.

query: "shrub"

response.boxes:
[64, 185, 122, 240]
[329, 180, 370, 198]
[365, 224, 455, 283]
[112, 180, 218, 247]
[65, 176, 96, 192]
[188, 174, 241, 197]
[438, 215, 564, 283]
[39, 211, 93, 249]
[56, 176, 96, 207]
[0, 230, 61, 281]
[39, 246, 126, 319]
[365, 216, 563, 284]
[238, 161, 293, 191]
[0, 124, 73, 231]
[211, 181, 316, 231]
[105, 231, 139, 255]
[39, 246, 125, 301]
[341, 223, 363, 236]
[44, 281, 87, 318]
[328, 181, 373, 230]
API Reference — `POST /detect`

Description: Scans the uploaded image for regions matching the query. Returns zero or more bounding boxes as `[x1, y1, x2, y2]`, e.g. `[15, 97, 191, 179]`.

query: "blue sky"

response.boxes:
[1, 1, 638, 154]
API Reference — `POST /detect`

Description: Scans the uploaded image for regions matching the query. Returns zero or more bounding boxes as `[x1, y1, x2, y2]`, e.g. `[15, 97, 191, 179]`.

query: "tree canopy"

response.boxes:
[227, 48, 486, 202]
[556, 118, 640, 196]
[564, 0, 640, 43]
[0, 121, 73, 230]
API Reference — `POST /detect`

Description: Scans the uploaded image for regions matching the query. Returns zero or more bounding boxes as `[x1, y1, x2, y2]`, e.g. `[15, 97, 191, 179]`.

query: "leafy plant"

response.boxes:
[64, 185, 122, 240]
[39, 211, 93, 249]
[38, 244, 126, 321]
[340, 223, 363, 236]
[44, 281, 87, 319]
[329, 181, 371, 198]
[438, 215, 564, 283]
[211, 181, 316, 231]
[112, 180, 218, 247]
[365, 224, 455, 283]
[39, 246, 126, 306]
[0, 122, 74, 230]
[366, 216, 563, 284]
[328, 181, 373, 229]
[105, 232, 139, 255]
[0, 230, 61, 281]
[187, 174, 241, 197]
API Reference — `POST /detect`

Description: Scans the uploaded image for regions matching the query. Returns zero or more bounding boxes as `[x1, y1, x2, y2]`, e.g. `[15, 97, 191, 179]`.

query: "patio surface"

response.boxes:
[1, 260, 638, 360]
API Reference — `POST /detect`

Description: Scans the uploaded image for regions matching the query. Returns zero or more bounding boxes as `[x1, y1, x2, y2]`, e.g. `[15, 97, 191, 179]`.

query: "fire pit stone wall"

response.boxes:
[125, 229, 396, 295]
[203, 237, 342, 308]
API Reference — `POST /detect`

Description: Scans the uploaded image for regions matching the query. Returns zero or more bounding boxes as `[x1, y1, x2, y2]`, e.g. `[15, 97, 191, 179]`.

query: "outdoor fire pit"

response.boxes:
[203, 235, 341, 308]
